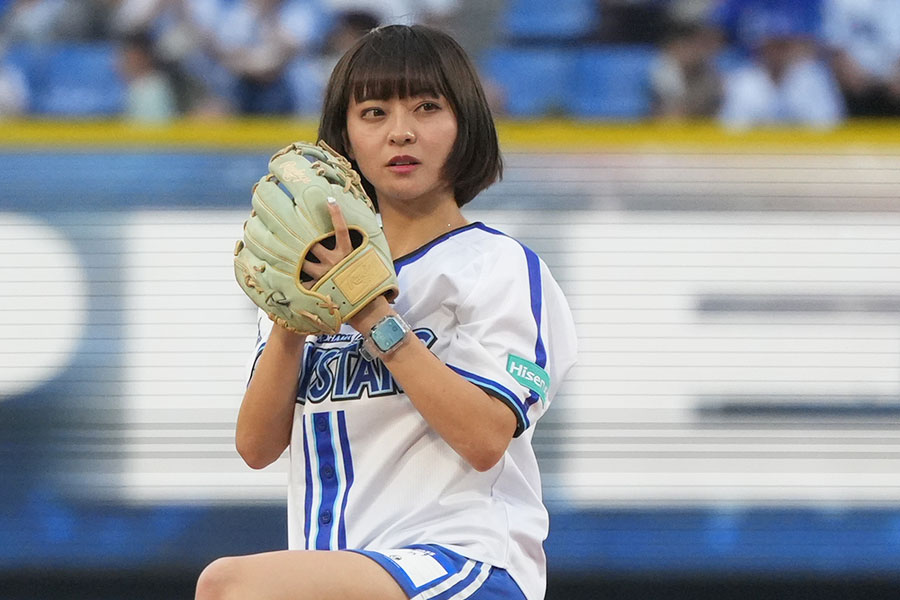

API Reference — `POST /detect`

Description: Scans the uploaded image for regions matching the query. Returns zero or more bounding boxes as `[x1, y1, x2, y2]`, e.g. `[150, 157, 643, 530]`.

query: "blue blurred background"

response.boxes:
[2, 1, 900, 599]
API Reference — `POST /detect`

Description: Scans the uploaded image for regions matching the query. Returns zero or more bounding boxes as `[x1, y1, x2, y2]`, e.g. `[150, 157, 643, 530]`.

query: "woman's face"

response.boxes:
[345, 93, 458, 210]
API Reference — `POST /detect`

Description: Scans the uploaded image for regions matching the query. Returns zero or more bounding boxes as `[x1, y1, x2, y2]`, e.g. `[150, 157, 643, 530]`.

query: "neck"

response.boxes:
[379, 199, 468, 258]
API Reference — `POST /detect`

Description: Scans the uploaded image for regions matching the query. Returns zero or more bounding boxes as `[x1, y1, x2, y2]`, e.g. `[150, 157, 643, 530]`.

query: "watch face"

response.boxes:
[372, 317, 406, 352]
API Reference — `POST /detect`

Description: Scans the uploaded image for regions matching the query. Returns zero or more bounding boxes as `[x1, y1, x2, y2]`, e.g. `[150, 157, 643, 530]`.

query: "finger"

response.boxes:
[302, 259, 330, 278]
[327, 197, 353, 255]
[301, 241, 328, 282]
[300, 259, 329, 289]
[305, 240, 342, 265]
[305, 241, 325, 264]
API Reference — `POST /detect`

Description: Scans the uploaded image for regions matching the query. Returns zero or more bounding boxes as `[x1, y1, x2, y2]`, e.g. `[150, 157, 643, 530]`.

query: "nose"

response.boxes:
[388, 128, 416, 145]
[387, 110, 416, 145]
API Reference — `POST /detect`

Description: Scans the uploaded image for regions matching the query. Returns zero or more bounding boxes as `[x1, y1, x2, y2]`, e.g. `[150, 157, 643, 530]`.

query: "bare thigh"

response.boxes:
[196, 549, 408, 600]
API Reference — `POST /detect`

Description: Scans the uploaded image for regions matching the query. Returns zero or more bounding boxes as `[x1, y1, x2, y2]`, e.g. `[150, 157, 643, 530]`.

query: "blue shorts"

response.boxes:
[351, 544, 527, 600]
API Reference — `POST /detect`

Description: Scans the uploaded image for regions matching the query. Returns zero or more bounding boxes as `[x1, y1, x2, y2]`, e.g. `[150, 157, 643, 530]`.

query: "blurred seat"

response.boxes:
[481, 47, 574, 117]
[3, 43, 42, 103]
[501, 0, 599, 41]
[715, 46, 749, 75]
[565, 45, 656, 119]
[11, 43, 126, 117]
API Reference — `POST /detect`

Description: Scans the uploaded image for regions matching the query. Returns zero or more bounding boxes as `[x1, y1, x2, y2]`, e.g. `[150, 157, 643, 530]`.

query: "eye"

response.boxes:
[360, 106, 384, 118]
[417, 101, 441, 112]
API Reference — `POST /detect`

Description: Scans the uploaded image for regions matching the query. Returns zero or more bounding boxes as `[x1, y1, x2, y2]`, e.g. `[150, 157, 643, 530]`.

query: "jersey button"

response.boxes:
[319, 510, 332, 525]
[315, 416, 328, 432]
[321, 464, 334, 479]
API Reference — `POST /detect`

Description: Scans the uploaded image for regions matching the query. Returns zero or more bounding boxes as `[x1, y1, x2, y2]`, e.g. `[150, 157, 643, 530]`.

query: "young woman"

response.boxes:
[196, 24, 577, 600]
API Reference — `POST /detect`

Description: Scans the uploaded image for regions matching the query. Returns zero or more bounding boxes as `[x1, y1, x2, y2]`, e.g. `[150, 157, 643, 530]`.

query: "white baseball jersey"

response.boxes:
[249, 222, 577, 600]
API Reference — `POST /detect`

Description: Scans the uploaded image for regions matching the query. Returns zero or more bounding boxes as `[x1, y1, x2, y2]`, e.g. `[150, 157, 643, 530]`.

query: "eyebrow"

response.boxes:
[352, 93, 444, 104]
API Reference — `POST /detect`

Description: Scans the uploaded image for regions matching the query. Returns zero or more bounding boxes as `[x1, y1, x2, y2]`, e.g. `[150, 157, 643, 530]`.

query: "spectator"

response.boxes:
[108, 0, 230, 117]
[668, 0, 718, 26]
[650, 19, 724, 120]
[209, 0, 330, 115]
[712, 0, 845, 128]
[108, 0, 221, 62]
[288, 8, 378, 117]
[0, 46, 28, 117]
[322, 0, 458, 27]
[821, 0, 900, 117]
[116, 32, 177, 122]
[593, 0, 668, 44]
[0, 0, 105, 43]
[712, 0, 821, 55]
[323, 9, 378, 60]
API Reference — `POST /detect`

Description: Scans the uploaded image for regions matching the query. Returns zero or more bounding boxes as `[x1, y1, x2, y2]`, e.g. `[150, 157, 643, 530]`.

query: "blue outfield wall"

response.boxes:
[548, 508, 900, 576]
[0, 151, 267, 211]
[2, 149, 900, 579]
[3, 498, 900, 576]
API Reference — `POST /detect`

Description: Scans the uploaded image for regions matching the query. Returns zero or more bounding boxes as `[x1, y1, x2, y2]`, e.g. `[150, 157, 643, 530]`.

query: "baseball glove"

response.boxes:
[234, 140, 398, 335]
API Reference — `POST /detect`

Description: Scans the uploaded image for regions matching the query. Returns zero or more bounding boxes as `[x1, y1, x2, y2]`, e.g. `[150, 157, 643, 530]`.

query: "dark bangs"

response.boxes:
[346, 27, 452, 105]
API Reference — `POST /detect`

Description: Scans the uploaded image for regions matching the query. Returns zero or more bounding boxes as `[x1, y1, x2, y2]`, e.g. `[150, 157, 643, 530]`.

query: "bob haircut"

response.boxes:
[317, 24, 502, 208]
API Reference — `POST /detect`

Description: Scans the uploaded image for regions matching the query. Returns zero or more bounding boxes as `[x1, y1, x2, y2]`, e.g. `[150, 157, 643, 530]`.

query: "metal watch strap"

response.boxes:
[359, 314, 411, 361]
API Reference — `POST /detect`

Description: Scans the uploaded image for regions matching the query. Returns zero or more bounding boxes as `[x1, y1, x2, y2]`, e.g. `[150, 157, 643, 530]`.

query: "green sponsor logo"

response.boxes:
[507, 354, 550, 406]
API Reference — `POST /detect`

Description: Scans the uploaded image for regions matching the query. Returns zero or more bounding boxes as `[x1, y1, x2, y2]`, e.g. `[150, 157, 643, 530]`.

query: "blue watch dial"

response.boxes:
[370, 316, 408, 352]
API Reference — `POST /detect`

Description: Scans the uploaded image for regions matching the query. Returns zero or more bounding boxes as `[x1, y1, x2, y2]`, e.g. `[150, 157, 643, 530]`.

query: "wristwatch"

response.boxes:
[360, 314, 411, 361]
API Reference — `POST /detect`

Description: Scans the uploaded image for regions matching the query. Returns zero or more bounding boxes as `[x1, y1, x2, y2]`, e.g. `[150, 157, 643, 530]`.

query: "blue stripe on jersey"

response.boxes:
[312, 413, 339, 550]
[447, 364, 530, 435]
[336, 411, 354, 549]
[476, 224, 550, 411]
[302, 412, 355, 550]
[302, 415, 313, 546]
[326, 414, 344, 550]
[522, 245, 548, 409]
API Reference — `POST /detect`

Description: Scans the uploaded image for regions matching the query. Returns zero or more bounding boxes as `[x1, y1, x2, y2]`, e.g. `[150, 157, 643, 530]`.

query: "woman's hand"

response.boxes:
[300, 199, 393, 333]
[300, 198, 354, 288]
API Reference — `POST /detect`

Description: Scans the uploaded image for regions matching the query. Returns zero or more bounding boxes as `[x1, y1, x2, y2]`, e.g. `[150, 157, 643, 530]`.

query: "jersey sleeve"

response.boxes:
[442, 242, 578, 436]
[246, 309, 274, 385]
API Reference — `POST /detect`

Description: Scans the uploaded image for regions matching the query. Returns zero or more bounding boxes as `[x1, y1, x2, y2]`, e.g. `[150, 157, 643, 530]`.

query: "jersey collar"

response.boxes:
[393, 222, 482, 273]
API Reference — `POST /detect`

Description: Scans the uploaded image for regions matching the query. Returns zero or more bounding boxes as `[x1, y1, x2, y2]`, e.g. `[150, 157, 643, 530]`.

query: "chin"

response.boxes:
[380, 188, 427, 204]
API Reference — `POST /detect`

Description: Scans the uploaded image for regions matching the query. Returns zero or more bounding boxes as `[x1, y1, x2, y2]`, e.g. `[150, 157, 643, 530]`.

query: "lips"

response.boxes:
[387, 155, 420, 166]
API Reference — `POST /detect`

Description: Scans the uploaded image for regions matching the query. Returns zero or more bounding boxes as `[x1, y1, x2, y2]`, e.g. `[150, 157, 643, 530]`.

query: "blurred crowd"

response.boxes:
[645, 0, 900, 128]
[0, 0, 898, 128]
[0, 0, 458, 121]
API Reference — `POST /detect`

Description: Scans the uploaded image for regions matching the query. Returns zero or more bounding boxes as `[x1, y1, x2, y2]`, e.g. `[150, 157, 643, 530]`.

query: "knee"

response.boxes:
[195, 556, 243, 600]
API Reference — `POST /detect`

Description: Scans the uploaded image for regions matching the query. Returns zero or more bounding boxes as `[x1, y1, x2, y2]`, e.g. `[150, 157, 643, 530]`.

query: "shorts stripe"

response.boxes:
[441, 563, 491, 600]
[409, 560, 476, 600]
[355, 545, 522, 600]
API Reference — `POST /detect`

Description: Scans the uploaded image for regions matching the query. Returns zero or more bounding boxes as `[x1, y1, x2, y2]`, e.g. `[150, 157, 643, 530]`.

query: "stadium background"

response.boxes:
[2, 1, 900, 599]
